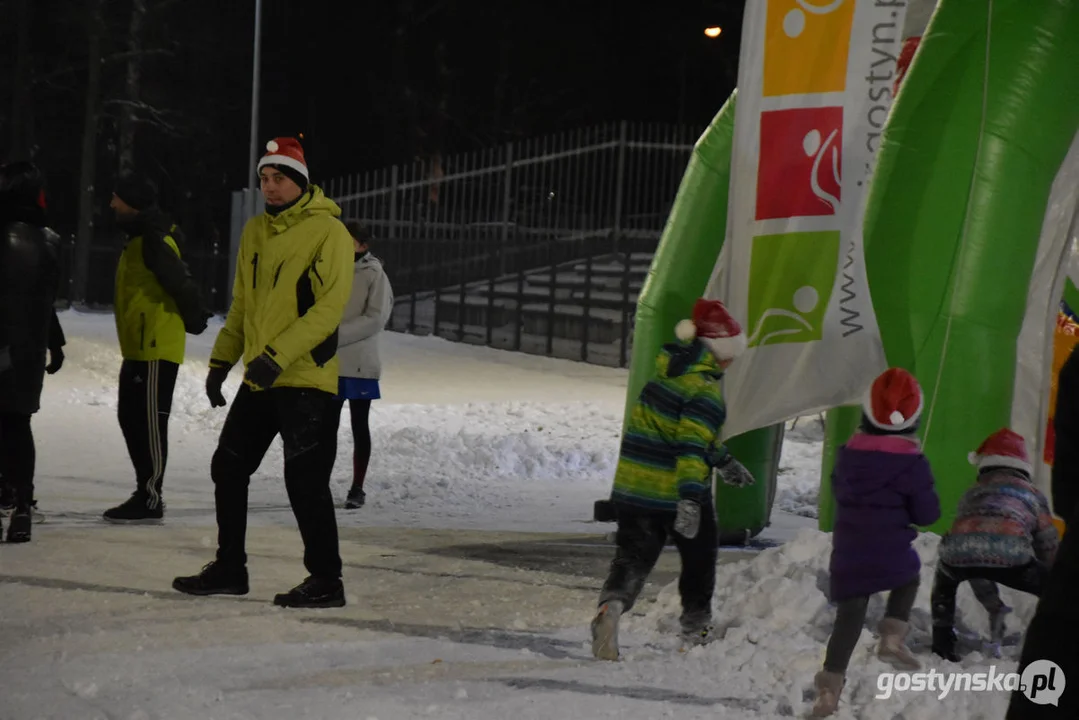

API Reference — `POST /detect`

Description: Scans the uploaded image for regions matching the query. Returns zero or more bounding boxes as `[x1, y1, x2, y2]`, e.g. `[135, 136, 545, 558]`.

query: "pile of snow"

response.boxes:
[49, 311, 826, 524]
[776, 419, 824, 518]
[54, 334, 621, 516]
[617, 529, 1038, 718]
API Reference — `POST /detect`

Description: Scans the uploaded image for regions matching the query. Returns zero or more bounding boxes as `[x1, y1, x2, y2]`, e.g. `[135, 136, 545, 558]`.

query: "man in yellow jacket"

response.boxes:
[106, 174, 209, 524]
[173, 137, 354, 609]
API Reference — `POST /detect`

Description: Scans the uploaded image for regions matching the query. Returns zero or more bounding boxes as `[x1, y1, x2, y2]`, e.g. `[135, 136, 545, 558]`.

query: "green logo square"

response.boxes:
[746, 231, 841, 347]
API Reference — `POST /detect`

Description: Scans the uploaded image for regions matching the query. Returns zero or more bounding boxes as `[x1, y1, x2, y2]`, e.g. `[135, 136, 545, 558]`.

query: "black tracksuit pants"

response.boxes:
[211, 384, 342, 579]
[0, 413, 35, 509]
[931, 561, 1047, 630]
[118, 359, 179, 509]
[599, 502, 717, 631]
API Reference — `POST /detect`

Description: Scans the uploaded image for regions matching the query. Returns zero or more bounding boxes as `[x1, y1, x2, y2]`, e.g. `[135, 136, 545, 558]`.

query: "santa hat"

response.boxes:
[257, 137, 309, 186]
[968, 428, 1032, 475]
[862, 368, 923, 432]
[674, 298, 746, 360]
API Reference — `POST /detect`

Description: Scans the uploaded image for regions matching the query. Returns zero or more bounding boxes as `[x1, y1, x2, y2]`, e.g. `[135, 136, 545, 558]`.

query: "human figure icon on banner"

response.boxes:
[802, 127, 841, 213]
[783, 0, 847, 39]
[747, 285, 820, 347]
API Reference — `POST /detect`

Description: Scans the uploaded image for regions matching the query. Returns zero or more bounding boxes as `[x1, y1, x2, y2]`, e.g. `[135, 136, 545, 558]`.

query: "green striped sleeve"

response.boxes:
[674, 383, 726, 500]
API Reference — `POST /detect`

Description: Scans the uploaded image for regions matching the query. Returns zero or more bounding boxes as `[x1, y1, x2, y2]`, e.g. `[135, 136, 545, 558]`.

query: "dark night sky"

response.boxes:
[0, 0, 743, 245]
[256, 0, 744, 183]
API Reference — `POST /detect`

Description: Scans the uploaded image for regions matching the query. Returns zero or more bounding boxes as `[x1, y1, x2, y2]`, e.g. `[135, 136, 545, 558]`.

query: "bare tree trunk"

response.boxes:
[118, 0, 147, 175]
[73, 0, 104, 304]
[9, 0, 32, 159]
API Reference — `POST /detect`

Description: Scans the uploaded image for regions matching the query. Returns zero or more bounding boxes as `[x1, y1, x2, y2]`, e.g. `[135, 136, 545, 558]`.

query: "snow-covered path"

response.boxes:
[0, 312, 1028, 719]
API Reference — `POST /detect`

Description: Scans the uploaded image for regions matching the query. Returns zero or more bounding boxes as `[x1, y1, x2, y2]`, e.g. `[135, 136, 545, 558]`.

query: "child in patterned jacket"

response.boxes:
[930, 428, 1059, 661]
[590, 298, 754, 661]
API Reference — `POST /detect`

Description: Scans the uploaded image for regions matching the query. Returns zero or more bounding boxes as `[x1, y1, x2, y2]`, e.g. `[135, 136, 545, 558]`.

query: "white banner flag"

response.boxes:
[709, 0, 910, 439]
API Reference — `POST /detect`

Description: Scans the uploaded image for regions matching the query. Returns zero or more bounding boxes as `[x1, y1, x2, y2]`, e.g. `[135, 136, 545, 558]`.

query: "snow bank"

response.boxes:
[55, 334, 621, 514]
[50, 311, 825, 524]
[621, 529, 1039, 718]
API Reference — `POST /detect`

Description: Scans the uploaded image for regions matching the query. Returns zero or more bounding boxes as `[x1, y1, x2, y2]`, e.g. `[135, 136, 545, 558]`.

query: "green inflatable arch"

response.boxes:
[820, 0, 1079, 532]
[614, 0, 1079, 541]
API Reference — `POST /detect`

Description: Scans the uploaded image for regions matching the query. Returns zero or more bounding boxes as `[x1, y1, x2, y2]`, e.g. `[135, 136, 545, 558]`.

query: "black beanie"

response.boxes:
[267, 163, 310, 194]
[115, 174, 158, 211]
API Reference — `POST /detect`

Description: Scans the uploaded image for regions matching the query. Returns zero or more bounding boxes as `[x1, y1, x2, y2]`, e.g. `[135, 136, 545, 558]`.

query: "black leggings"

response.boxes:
[328, 398, 372, 488]
[0, 413, 35, 509]
[824, 576, 920, 674]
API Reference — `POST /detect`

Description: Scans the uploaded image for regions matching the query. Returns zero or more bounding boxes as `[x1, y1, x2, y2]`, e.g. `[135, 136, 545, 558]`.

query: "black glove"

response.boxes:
[243, 351, 283, 390]
[185, 310, 211, 336]
[45, 346, 64, 374]
[206, 362, 230, 408]
[179, 297, 212, 336]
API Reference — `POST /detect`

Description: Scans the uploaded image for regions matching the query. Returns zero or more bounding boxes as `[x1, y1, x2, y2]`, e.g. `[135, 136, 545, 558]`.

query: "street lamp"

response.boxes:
[704, 26, 722, 38]
[247, 0, 263, 201]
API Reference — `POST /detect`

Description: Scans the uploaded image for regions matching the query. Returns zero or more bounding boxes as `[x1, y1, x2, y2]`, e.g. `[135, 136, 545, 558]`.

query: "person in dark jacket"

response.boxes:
[104, 173, 210, 524]
[0, 161, 64, 543]
[812, 367, 941, 717]
[930, 428, 1057, 661]
[1008, 344, 1079, 718]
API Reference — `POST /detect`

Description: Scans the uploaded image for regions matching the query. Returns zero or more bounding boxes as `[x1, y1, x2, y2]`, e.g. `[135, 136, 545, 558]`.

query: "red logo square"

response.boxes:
[756, 107, 843, 221]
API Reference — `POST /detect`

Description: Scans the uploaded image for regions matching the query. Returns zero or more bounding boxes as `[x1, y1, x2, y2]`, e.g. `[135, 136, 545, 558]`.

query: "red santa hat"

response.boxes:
[257, 137, 309, 184]
[863, 368, 923, 432]
[674, 298, 746, 360]
[968, 428, 1032, 475]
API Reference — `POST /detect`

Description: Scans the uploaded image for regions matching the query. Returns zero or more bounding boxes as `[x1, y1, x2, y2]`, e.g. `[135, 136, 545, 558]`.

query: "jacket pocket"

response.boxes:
[139, 312, 146, 350]
[296, 265, 339, 368]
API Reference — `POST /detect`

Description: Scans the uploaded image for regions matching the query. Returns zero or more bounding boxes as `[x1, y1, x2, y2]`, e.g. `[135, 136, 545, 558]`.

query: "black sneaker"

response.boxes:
[173, 561, 250, 596]
[104, 494, 164, 524]
[273, 576, 346, 608]
[344, 485, 366, 509]
[681, 623, 716, 648]
[6, 508, 31, 543]
[932, 627, 961, 662]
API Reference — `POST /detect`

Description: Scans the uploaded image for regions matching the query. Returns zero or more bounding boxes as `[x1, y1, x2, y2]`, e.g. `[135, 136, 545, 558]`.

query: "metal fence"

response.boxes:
[65, 122, 700, 365]
[314, 121, 699, 368]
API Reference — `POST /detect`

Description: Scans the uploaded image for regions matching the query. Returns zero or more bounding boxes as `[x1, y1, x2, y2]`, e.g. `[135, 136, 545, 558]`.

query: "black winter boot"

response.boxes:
[273, 576, 345, 608]
[6, 507, 31, 543]
[932, 626, 961, 662]
[173, 561, 249, 596]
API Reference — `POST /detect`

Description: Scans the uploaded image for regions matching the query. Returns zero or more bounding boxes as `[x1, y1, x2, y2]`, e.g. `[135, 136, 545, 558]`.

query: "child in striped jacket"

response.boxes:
[591, 299, 754, 661]
[930, 428, 1059, 661]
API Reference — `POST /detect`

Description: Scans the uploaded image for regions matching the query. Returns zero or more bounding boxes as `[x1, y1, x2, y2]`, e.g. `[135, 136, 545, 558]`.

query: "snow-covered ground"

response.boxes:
[0, 312, 1027, 719]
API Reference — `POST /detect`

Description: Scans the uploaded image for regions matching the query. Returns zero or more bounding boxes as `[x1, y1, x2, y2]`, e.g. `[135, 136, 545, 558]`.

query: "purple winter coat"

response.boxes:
[829, 433, 941, 602]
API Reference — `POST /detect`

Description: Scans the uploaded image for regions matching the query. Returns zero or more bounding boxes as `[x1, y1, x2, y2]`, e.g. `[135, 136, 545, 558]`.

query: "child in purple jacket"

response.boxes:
[812, 368, 941, 718]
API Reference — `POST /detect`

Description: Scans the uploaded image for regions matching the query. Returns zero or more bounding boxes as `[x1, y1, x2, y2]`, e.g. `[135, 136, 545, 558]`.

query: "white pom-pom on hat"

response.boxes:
[968, 452, 979, 465]
[266, 140, 279, 152]
[889, 411, 905, 425]
[675, 320, 697, 342]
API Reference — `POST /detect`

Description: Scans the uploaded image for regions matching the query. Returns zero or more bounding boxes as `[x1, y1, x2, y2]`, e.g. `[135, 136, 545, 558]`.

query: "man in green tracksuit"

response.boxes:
[107, 174, 209, 523]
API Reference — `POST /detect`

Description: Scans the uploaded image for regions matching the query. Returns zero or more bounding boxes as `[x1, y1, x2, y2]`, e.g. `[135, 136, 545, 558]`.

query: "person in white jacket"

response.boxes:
[331, 220, 393, 508]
